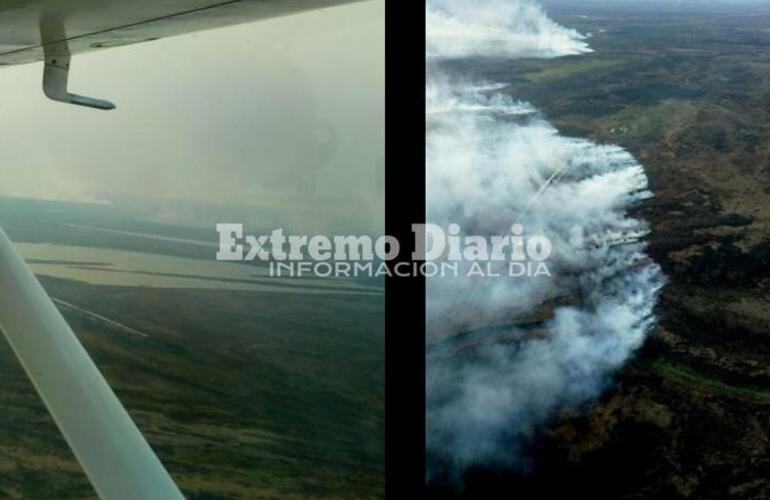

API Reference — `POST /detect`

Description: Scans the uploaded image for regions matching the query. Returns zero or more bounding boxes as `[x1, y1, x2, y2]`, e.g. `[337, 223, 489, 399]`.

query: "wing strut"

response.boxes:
[40, 16, 116, 110]
[0, 228, 183, 499]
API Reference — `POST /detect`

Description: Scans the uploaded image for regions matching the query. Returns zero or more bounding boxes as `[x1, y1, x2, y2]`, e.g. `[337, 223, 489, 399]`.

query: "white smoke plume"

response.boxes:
[426, 0, 664, 478]
[427, 0, 592, 59]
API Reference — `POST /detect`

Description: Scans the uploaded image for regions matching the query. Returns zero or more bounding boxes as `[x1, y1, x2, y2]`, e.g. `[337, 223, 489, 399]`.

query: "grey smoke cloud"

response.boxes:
[426, 0, 664, 478]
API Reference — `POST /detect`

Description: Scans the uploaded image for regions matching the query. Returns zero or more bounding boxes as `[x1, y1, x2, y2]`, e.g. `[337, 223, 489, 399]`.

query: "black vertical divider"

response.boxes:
[385, 1, 426, 497]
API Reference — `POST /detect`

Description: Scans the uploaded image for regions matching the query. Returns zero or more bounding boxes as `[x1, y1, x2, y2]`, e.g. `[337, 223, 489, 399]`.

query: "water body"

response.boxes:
[17, 243, 382, 296]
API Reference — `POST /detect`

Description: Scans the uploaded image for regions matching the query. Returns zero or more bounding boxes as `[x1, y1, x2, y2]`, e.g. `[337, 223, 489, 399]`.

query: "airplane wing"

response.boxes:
[0, 228, 183, 499]
[0, 0, 363, 108]
[0, 1, 363, 498]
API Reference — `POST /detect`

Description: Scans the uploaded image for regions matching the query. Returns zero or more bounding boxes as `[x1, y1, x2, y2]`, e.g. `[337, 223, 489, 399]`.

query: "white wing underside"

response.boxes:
[0, 0, 360, 66]
[0, 228, 184, 499]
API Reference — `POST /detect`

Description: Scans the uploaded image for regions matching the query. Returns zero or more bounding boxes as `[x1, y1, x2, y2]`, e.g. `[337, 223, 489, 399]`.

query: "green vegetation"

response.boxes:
[524, 56, 626, 84]
[450, 6, 770, 498]
[649, 360, 770, 403]
[0, 201, 384, 499]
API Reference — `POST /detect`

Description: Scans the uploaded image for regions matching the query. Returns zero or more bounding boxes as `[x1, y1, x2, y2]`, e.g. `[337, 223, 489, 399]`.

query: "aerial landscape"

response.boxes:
[427, 0, 770, 498]
[0, 1, 385, 497]
[4, 0, 770, 497]
[0, 197, 384, 499]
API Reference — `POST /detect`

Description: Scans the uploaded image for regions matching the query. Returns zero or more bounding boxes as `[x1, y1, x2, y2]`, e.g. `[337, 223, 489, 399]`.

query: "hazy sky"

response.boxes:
[0, 1, 384, 234]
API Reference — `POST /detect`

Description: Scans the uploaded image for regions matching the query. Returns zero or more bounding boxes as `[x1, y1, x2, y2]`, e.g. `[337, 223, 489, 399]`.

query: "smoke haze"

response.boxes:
[426, 0, 664, 478]
[0, 1, 383, 235]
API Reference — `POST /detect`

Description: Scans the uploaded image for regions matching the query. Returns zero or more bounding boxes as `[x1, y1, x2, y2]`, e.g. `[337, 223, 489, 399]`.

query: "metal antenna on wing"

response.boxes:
[40, 15, 116, 110]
